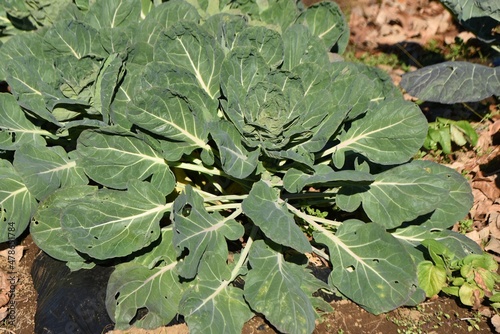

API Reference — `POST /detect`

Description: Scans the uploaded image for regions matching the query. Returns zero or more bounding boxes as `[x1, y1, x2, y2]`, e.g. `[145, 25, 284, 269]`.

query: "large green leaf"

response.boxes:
[43, 20, 102, 58]
[85, 0, 141, 29]
[154, 21, 223, 99]
[127, 87, 211, 161]
[315, 220, 418, 314]
[242, 180, 311, 254]
[0, 93, 56, 150]
[233, 26, 283, 68]
[31, 185, 98, 268]
[244, 240, 316, 334]
[400, 61, 500, 103]
[296, 1, 349, 53]
[107, 229, 184, 330]
[332, 99, 428, 168]
[77, 130, 175, 195]
[0, 159, 37, 241]
[180, 252, 253, 334]
[337, 162, 450, 229]
[4, 56, 63, 124]
[138, 0, 199, 48]
[439, 0, 500, 43]
[13, 145, 87, 200]
[171, 186, 244, 279]
[61, 180, 168, 259]
[402, 160, 473, 229]
[282, 24, 329, 71]
[139, 61, 218, 122]
[283, 165, 374, 193]
[209, 120, 259, 179]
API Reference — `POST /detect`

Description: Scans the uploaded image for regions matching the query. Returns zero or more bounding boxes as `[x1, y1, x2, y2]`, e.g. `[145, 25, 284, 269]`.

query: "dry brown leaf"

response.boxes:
[485, 237, 500, 255]
[492, 314, 500, 333]
[0, 306, 8, 323]
[108, 324, 189, 334]
[0, 269, 11, 308]
[0, 245, 25, 267]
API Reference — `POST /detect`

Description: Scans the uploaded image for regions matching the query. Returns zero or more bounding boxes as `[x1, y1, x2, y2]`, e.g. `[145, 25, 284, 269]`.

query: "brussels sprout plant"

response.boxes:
[0, 0, 480, 333]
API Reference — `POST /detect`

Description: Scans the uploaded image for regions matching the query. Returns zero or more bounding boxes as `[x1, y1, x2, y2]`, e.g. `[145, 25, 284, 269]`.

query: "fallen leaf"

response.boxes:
[492, 314, 500, 333]
[0, 245, 25, 267]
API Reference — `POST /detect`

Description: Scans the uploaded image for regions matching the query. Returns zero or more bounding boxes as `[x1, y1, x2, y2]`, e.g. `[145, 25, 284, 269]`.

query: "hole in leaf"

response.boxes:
[94, 236, 98, 240]
[346, 265, 355, 272]
[372, 259, 379, 264]
[394, 280, 399, 284]
[181, 204, 192, 217]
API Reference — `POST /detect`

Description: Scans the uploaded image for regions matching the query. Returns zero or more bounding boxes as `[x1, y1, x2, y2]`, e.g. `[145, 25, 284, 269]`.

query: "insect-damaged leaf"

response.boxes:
[171, 186, 244, 279]
[107, 229, 183, 330]
[315, 220, 418, 314]
[61, 180, 168, 259]
[242, 180, 311, 254]
[180, 252, 253, 334]
[244, 240, 316, 334]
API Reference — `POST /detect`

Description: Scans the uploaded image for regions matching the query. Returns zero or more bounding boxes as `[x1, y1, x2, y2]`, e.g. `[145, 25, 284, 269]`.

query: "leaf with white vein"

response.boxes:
[180, 252, 253, 334]
[0, 160, 37, 241]
[332, 99, 428, 168]
[244, 240, 316, 334]
[31, 185, 97, 268]
[61, 180, 168, 259]
[154, 21, 223, 99]
[242, 181, 311, 254]
[14, 145, 87, 200]
[315, 220, 418, 314]
[209, 120, 259, 179]
[337, 161, 449, 229]
[0, 94, 51, 150]
[127, 87, 211, 160]
[107, 229, 184, 330]
[77, 130, 175, 195]
[171, 186, 244, 279]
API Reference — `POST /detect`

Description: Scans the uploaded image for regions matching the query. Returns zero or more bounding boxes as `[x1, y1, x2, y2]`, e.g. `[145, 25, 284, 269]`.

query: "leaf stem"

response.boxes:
[229, 225, 258, 282]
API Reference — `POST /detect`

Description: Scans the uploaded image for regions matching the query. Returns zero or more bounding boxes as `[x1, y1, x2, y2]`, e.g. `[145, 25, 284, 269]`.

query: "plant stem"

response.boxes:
[169, 161, 223, 176]
[229, 225, 258, 282]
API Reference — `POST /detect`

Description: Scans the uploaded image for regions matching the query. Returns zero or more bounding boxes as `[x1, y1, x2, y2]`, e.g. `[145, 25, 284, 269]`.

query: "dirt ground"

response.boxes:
[1, 0, 499, 333]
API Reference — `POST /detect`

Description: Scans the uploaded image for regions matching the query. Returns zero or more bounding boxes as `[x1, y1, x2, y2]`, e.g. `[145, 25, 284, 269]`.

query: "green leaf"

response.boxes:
[180, 252, 253, 334]
[233, 26, 283, 68]
[244, 240, 316, 334]
[337, 161, 449, 229]
[4, 56, 63, 124]
[85, 0, 141, 29]
[283, 164, 374, 193]
[282, 24, 329, 71]
[242, 180, 311, 254]
[209, 120, 259, 179]
[171, 186, 244, 279]
[107, 229, 184, 330]
[296, 1, 349, 53]
[31, 185, 98, 266]
[154, 21, 223, 99]
[14, 145, 87, 200]
[417, 260, 448, 297]
[0, 159, 37, 241]
[139, 61, 218, 122]
[316, 221, 418, 314]
[332, 99, 428, 168]
[0, 93, 50, 150]
[401, 61, 500, 103]
[257, 0, 298, 32]
[138, 0, 200, 48]
[409, 160, 473, 229]
[127, 87, 211, 161]
[43, 20, 101, 59]
[77, 130, 175, 195]
[61, 180, 168, 259]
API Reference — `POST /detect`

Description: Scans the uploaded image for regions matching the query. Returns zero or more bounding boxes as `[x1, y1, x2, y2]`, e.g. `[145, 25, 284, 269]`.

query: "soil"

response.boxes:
[1, 0, 499, 333]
